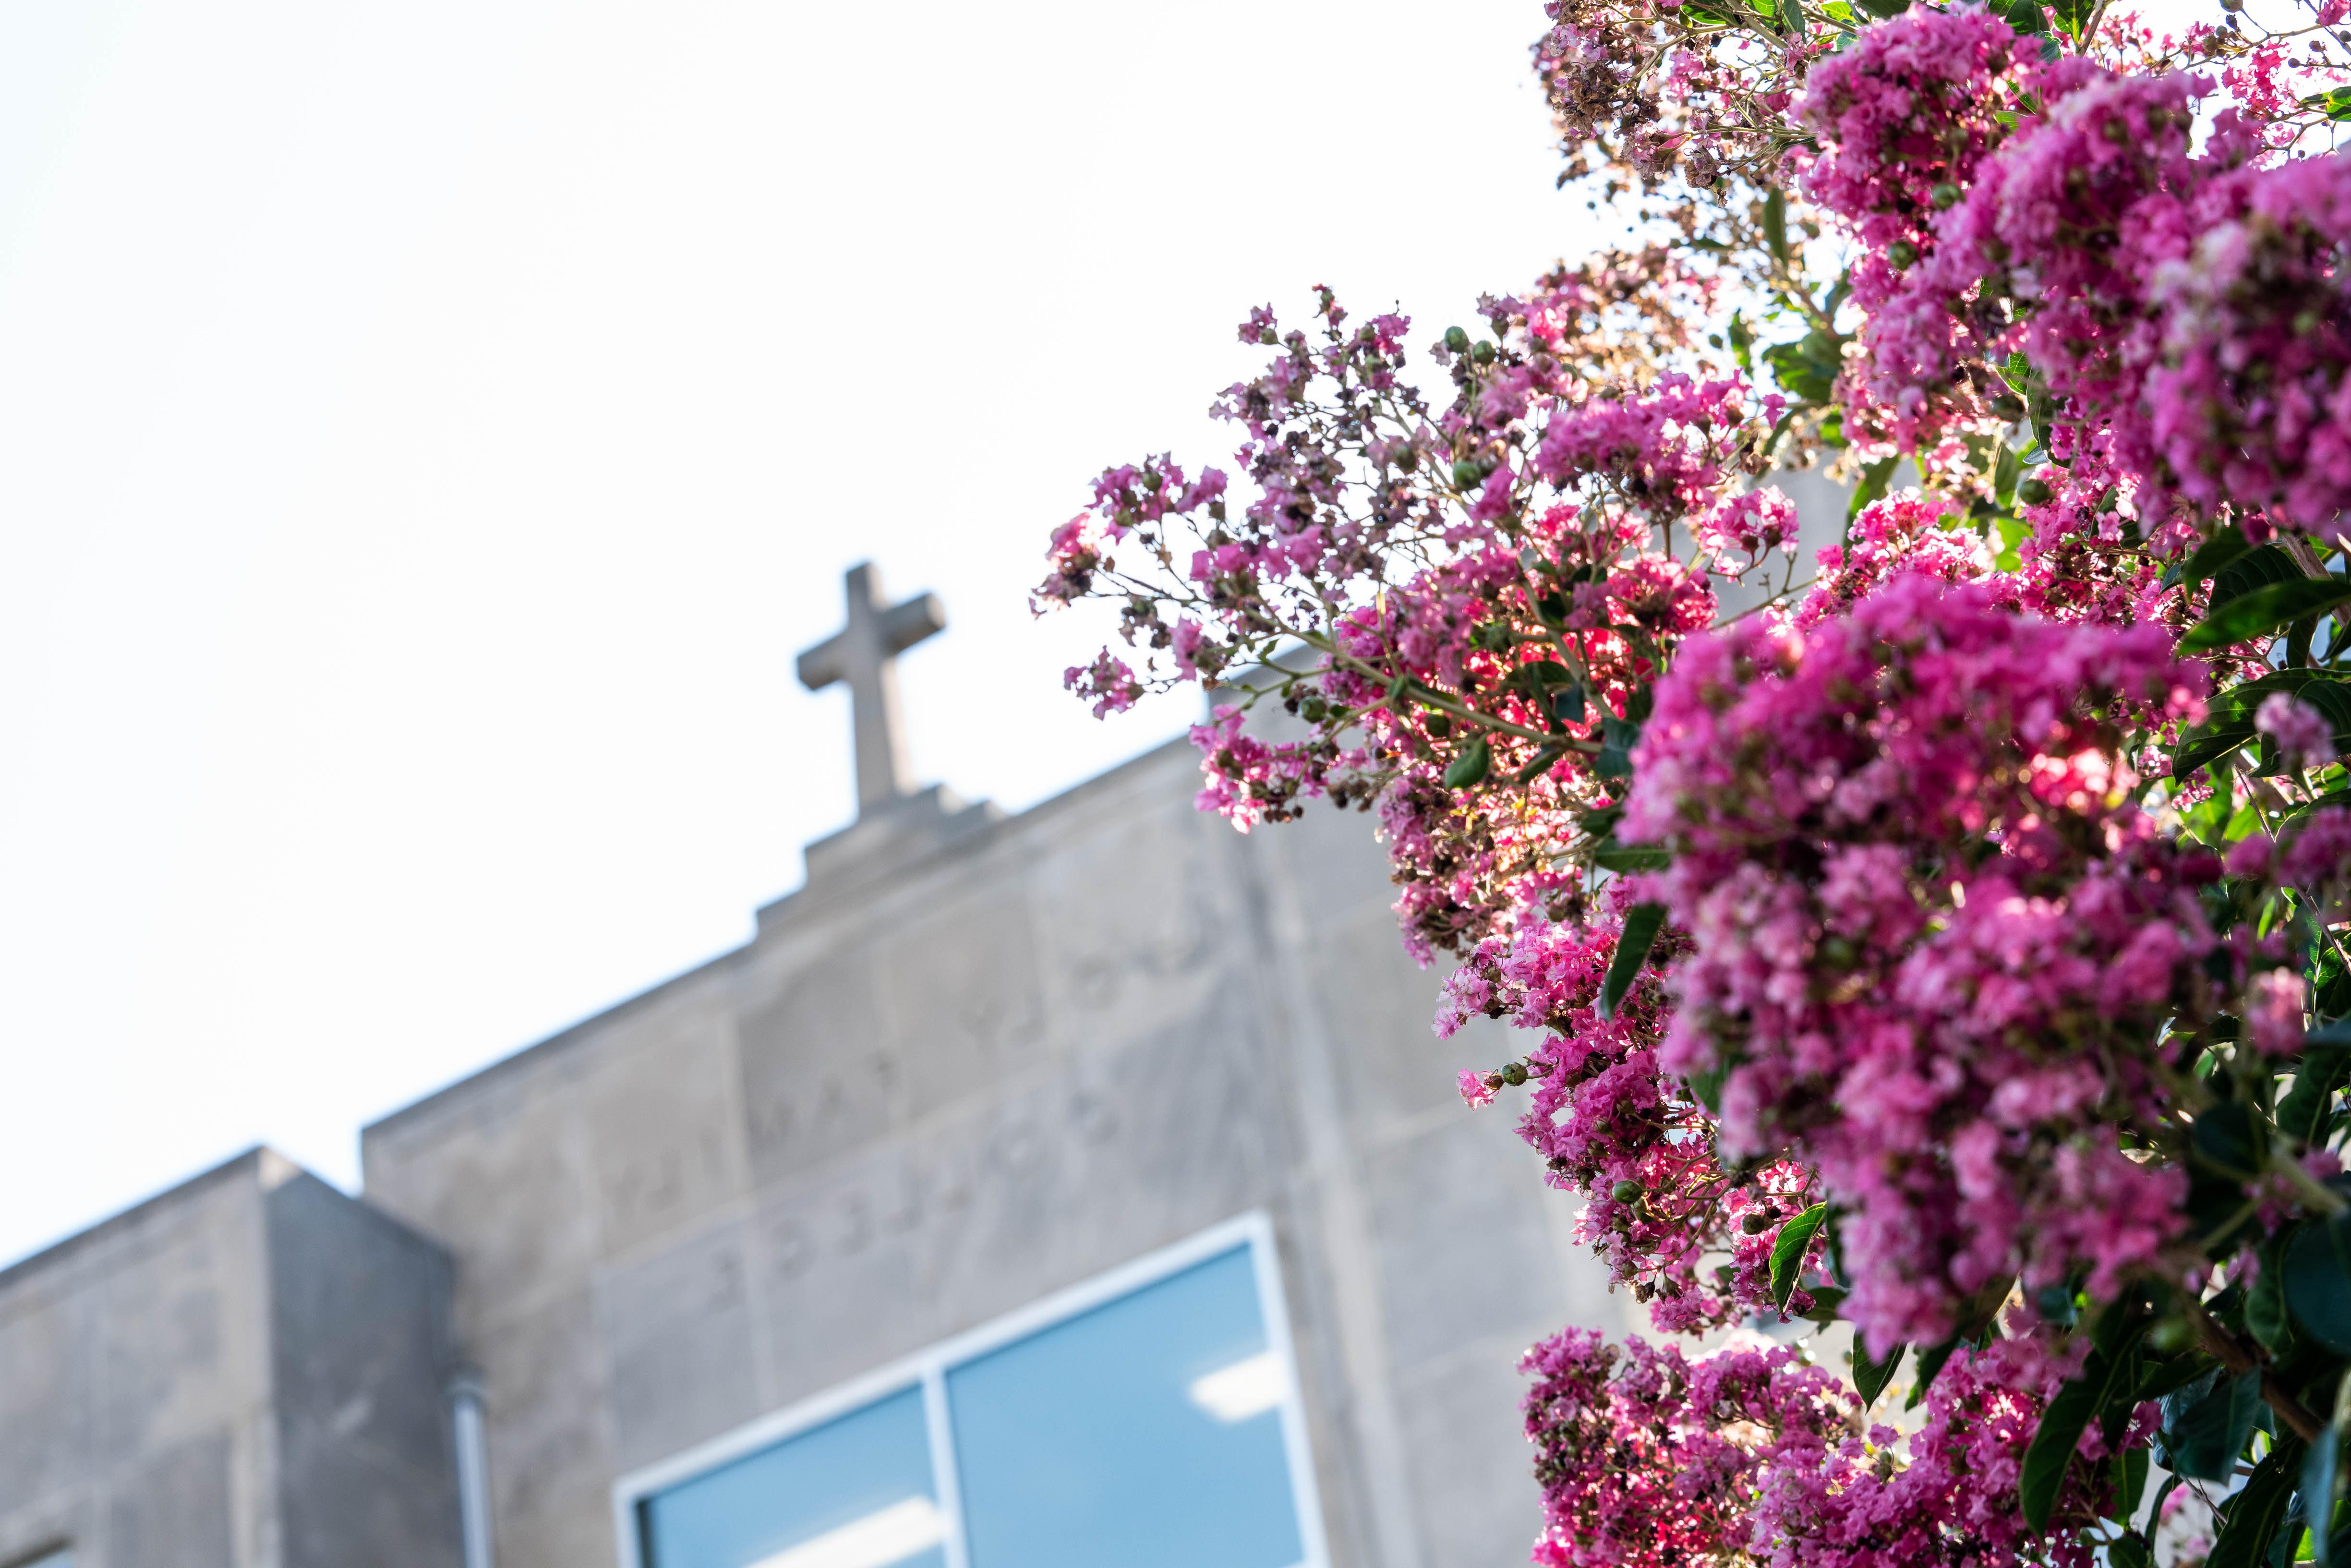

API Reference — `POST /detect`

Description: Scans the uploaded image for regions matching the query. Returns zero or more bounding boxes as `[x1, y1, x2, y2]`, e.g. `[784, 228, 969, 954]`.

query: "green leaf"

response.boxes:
[1993, 444, 2021, 509]
[1763, 189, 1788, 262]
[2136, 1352, 2220, 1403]
[1687, 1061, 1728, 1114]
[2306, 1423, 2341, 1568]
[2174, 670, 2351, 777]
[2158, 1366, 2265, 1482]
[2194, 1100, 2267, 1180]
[2278, 1047, 2351, 1146]
[2181, 577, 2351, 653]
[1599, 903, 1667, 1021]
[2208, 1437, 2305, 1568]
[2182, 527, 2256, 589]
[1907, 1335, 1959, 1409]
[2247, 1238, 2293, 1352]
[2021, 1341, 2141, 1529]
[2111, 1444, 2150, 1526]
[1594, 714, 1640, 781]
[2210, 546, 2305, 610]
[1592, 839, 1672, 872]
[1443, 738, 1492, 789]
[2286, 1210, 2351, 1353]
[1770, 1204, 1829, 1310]
[1763, 339, 1838, 405]
[2304, 85, 2351, 123]
[2110, 1535, 2154, 1568]
[1847, 455, 1899, 525]
[1727, 310, 1754, 373]
[2001, 0, 2048, 35]
[1993, 513, 2028, 573]
[2045, 0, 2092, 40]
[1853, 1338, 1905, 1408]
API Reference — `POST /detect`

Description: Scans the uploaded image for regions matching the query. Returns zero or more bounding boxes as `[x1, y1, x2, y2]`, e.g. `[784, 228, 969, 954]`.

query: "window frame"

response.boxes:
[609, 1209, 1330, 1568]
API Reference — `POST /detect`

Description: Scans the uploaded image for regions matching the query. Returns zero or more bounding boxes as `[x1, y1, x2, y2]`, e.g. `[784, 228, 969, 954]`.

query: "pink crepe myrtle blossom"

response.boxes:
[1623, 576, 2210, 1352]
[2255, 690, 2338, 772]
[2244, 967, 2309, 1056]
[1036, 0, 2351, 1553]
[1063, 651, 1142, 719]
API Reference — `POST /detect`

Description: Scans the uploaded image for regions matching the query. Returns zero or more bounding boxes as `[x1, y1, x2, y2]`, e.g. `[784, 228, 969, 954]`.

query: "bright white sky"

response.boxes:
[0, 0, 1605, 1265]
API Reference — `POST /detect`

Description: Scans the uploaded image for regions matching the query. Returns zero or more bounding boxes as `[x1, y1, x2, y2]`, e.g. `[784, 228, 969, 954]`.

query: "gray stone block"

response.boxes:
[1366, 1117, 1567, 1373]
[104, 1429, 235, 1568]
[736, 941, 895, 1187]
[1394, 1343, 1549, 1568]
[595, 1221, 760, 1471]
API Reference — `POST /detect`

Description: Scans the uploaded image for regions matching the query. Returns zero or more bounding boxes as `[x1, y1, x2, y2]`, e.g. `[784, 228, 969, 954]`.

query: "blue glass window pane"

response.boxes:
[945, 1246, 1305, 1568]
[641, 1387, 944, 1568]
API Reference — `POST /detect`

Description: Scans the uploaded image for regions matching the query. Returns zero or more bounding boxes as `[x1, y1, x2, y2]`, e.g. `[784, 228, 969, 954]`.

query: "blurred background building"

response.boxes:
[0, 567, 1640, 1568]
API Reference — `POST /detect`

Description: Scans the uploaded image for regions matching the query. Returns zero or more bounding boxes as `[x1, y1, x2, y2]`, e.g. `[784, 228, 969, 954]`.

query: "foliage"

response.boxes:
[1036, 0, 2351, 1559]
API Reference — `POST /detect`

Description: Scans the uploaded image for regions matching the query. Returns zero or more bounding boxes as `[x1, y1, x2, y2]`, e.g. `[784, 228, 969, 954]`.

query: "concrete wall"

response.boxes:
[362, 735, 1633, 1568]
[0, 1149, 461, 1568]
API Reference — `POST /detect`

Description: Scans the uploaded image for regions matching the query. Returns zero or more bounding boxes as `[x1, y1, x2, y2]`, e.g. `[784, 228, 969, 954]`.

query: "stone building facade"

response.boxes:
[0, 561, 1694, 1568]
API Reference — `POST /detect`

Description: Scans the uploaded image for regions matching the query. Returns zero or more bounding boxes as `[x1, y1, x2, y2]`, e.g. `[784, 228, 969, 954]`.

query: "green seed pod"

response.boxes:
[1471, 340, 1497, 364]
[1451, 458, 1485, 490]
[1742, 1210, 1777, 1234]
[2017, 477, 2052, 506]
[1396, 446, 1419, 472]
[1300, 698, 1327, 723]
[1424, 712, 1453, 739]
[1888, 241, 1919, 269]
[1501, 1061, 1528, 1086]
[1443, 326, 1471, 353]
[1931, 182, 1962, 209]
[1610, 1180, 1643, 1203]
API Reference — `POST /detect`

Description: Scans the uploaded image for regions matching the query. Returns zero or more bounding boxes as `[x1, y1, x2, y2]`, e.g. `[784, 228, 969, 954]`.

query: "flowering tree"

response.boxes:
[1037, 0, 2351, 1561]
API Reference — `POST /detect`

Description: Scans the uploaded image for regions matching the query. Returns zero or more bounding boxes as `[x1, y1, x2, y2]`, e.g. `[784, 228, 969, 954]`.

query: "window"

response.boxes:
[617, 1214, 1326, 1568]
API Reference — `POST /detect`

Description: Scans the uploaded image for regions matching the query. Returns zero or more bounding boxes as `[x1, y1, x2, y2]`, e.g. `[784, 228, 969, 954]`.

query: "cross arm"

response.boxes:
[797, 633, 847, 691]
[878, 593, 946, 657]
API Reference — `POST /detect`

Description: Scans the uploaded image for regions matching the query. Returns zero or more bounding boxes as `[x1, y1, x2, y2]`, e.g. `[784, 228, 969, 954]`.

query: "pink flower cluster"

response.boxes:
[1532, 374, 1771, 525]
[1798, 11, 2351, 535]
[1796, 490, 1987, 629]
[1520, 1329, 1853, 1568]
[2138, 153, 2351, 537]
[1063, 651, 1141, 720]
[1623, 576, 2213, 1353]
[1188, 705, 1337, 831]
[1522, 1327, 2122, 1568]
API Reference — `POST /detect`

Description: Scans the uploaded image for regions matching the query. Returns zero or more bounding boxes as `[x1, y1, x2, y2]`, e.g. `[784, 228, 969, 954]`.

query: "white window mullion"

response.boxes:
[920, 1362, 971, 1568]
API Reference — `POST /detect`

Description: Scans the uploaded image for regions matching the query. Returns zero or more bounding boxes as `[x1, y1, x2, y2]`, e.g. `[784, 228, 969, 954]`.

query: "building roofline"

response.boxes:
[359, 731, 1200, 1150]
[0, 1145, 290, 1291]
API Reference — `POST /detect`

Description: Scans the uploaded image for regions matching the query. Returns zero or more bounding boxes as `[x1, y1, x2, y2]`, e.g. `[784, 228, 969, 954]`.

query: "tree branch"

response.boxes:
[2181, 1293, 2325, 1445]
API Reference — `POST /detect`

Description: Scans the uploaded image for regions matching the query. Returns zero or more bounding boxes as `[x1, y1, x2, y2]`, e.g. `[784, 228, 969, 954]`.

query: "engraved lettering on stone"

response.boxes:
[1068, 1092, 1119, 1146]
[709, 1249, 744, 1310]
[837, 1193, 872, 1254]
[991, 1121, 1043, 1175]
[768, 1220, 813, 1279]
[610, 1150, 683, 1219]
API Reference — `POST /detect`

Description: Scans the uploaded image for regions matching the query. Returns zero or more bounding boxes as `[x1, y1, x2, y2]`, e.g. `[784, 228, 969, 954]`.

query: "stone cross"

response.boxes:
[797, 563, 946, 814]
